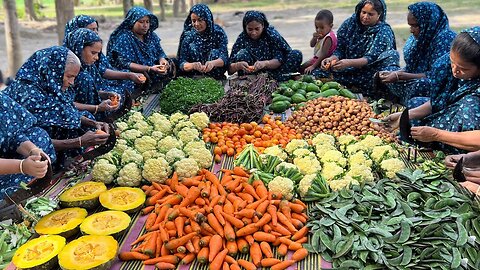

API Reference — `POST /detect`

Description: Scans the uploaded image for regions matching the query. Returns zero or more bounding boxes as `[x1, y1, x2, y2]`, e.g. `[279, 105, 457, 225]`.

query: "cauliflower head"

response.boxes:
[127, 112, 145, 125]
[329, 176, 360, 191]
[337, 134, 357, 146]
[133, 120, 153, 135]
[315, 143, 337, 158]
[143, 157, 171, 183]
[135, 136, 157, 153]
[189, 112, 210, 130]
[321, 162, 344, 181]
[292, 148, 314, 159]
[170, 112, 188, 124]
[150, 131, 164, 141]
[183, 140, 207, 156]
[298, 174, 316, 197]
[113, 139, 130, 154]
[142, 150, 165, 161]
[312, 133, 335, 146]
[165, 148, 186, 165]
[321, 150, 347, 168]
[158, 136, 183, 154]
[117, 162, 142, 187]
[370, 145, 399, 163]
[380, 158, 405, 178]
[173, 120, 196, 135]
[116, 121, 129, 131]
[92, 159, 118, 184]
[189, 147, 213, 169]
[294, 155, 322, 175]
[357, 135, 384, 150]
[349, 151, 373, 168]
[346, 164, 374, 182]
[285, 139, 309, 154]
[263, 145, 288, 160]
[148, 113, 172, 134]
[121, 148, 144, 165]
[174, 158, 200, 179]
[177, 128, 200, 144]
[268, 176, 295, 200]
[120, 129, 142, 141]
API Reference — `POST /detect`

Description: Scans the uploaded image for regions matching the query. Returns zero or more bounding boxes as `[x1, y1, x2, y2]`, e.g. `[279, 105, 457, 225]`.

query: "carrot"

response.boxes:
[233, 200, 247, 212]
[147, 188, 168, 206]
[145, 212, 157, 230]
[292, 213, 307, 223]
[131, 231, 154, 246]
[208, 234, 223, 262]
[192, 235, 201, 253]
[190, 220, 202, 233]
[223, 262, 230, 270]
[161, 243, 170, 256]
[253, 231, 276, 242]
[289, 202, 306, 213]
[198, 235, 211, 247]
[197, 246, 210, 264]
[181, 177, 201, 187]
[277, 212, 298, 233]
[184, 224, 193, 234]
[209, 184, 219, 200]
[175, 252, 186, 260]
[165, 221, 176, 230]
[292, 248, 309, 261]
[255, 213, 271, 228]
[279, 200, 291, 219]
[157, 204, 170, 222]
[260, 241, 273, 258]
[241, 217, 252, 226]
[225, 255, 238, 265]
[164, 232, 198, 250]
[289, 241, 303, 251]
[230, 265, 241, 270]
[236, 192, 254, 203]
[238, 259, 256, 270]
[223, 200, 234, 214]
[179, 187, 201, 207]
[158, 223, 169, 243]
[154, 262, 176, 269]
[210, 249, 228, 270]
[209, 196, 221, 208]
[254, 181, 268, 198]
[234, 208, 257, 219]
[246, 195, 268, 210]
[234, 182, 245, 193]
[291, 226, 308, 241]
[201, 181, 211, 198]
[272, 224, 292, 236]
[169, 171, 179, 191]
[141, 205, 155, 215]
[175, 184, 189, 198]
[256, 200, 270, 215]
[292, 198, 307, 209]
[290, 218, 304, 230]
[278, 243, 288, 257]
[201, 222, 218, 236]
[118, 251, 150, 261]
[174, 217, 185, 237]
[261, 258, 282, 267]
[245, 235, 255, 245]
[221, 212, 245, 229]
[167, 208, 180, 221]
[242, 183, 260, 200]
[143, 255, 179, 265]
[181, 253, 196, 265]
[156, 232, 163, 257]
[160, 194, 183, 208]
[237, 238, 249, 254]
[233, 166, 249, 177]
[185, 240, 195, 253]
[224, 178, 241, 192]
[271, 260, 295, 270]
[207, 213, 224, 236]
[195, 197, 207, 206]
[297, 236, 308, 244]
[226, 240, 238, 256]
[250, 242, 262, 266]
[235, 224, 258, 237]
[213, 205, 226, 226]
[143, 231, 158, 257]
[223, 221, 236, 242]
[142, 184, 154, 193]
[263, 224, 273, 233]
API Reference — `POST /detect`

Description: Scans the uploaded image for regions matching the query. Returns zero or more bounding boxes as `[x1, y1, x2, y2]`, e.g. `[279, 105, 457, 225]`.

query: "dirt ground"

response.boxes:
[0, 6, 479, 77]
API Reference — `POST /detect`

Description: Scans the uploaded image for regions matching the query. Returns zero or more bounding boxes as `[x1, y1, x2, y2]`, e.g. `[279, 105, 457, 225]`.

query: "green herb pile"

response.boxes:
[307, 169, 480, 269]
[0, 221, 32, 268]
[159, 77, 224, 115]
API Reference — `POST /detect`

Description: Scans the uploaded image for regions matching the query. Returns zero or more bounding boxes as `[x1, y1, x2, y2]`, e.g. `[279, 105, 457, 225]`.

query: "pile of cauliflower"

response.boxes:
[92, 111, 212, 186]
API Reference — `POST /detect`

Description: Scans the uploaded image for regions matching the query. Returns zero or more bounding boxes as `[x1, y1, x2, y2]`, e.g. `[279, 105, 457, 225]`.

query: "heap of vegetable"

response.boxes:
[190, 74, 278, 123]
[119, 168, 310, 270]
[285, 95, 395, 141]
[0, 221, 32, 268]
[160, 77, 224, 115]
[307, 169, 480, 269]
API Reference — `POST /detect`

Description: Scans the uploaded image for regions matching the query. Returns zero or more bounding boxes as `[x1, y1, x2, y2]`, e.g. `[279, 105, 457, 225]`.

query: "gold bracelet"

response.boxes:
[94, 105, 98, 115]
[19, 159, 25, 175]
[79, 137, 82, 148]
[28, 147, 41, 156]
[394, 71, 400, 81]
[147, 66, 151, 72]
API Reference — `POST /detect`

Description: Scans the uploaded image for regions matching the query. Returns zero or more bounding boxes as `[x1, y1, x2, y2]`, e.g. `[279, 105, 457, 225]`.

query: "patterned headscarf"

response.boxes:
[0, 92, 37, 147]
[63, 15, 98, 45]
[354, 0, 387, 31]
[463, 26, 480, 45]
[65, 28, 102, 66]
[177, 4, 215, 57]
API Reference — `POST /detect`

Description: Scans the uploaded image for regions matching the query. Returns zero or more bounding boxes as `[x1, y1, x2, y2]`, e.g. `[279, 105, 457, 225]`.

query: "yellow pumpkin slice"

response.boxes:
[35, 207, 88, 238]
[80, 210, 131, 237]
[59, 181, 107, 209]
[99, 187, 145, 213]
[58, 235, 118, 270]
[12, 235, 66, 270]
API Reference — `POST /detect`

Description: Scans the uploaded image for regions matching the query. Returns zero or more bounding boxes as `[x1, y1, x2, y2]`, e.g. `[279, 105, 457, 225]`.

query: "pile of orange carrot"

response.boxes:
[119, 166, 309, 270]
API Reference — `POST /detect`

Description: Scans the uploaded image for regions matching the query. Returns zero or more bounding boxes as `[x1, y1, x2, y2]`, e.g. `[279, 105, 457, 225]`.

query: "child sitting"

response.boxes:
[301, 10, 337, 74]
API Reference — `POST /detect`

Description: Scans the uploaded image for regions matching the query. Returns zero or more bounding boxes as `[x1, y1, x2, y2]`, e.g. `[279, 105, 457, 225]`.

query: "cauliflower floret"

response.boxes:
[127, 112, 145, 125]
[170, 112, 188, 124]
[315, 143, 337, 158]
[298, 174, 316, 197]
[147, 112, 169, 124]
[357, 135, 384, 150]
[321, 162, 344, 181]
[321, 150, 347, 167]
[121, 148, 144, 165]
[189, 112, 210, 130]
[276, 162, 299, 172]
[177, 128, 200, 144]
[113, 139, 129, 154]
[292, 148, 314, 158]
[349, 151, 373, 168]
[285, 139, 309, 154]
[97, 151, 121, 166]
[337, 134, 357, 146]
[380, 158, 405, 178]
[173, 120, 196, 135]
[370, 145, 399, 163]
[120, 129, 142, 141]
[116, 121, 129, 131]
[150, 131, 164, 141]
[329, 176, 360, 191]
[143, 157, 171, 183]
[189, 147, 213, 169]
[133, 120, 153, 135]
[135, 136, 157, 153]
[157, 136, 183, 154]
[142, 150, 165, 161]
[346, 164, 374, 182]
[117, 162, 142, 186]
[294, 155, 322, 175]
[264, 145, 288, 160]
[148, 113, 172, 134]
[312, 133, 335, 146]
[174, 158, 200, 179]
[183, 140, 207, 156]
[165, 148, 186, 165]
[92, 159, 118, 184]
[268, 176, 295, 200]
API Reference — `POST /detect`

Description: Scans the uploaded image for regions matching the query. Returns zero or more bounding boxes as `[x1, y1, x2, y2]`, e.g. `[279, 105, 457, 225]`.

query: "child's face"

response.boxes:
[450, 50, 480, 80]
[315, 19, 332, 38]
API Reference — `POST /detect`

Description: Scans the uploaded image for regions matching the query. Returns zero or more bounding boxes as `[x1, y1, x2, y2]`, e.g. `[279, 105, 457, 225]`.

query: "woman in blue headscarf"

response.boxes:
[107, 7, 172, 91]
[384, 27, 480, 154]
[229, 11, 302, 82]
[4, 46, 110, 167]
[378, 2, 456, 105]
[316, 0, 398, 96]
[177, 4, 228, 80]
[0, 93, 55, 199]
[64, 15, 145, 95]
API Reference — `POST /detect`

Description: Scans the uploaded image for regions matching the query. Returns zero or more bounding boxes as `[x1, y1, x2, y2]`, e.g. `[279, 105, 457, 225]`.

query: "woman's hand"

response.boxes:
[94, 121, 110, 134]
[382, 112, 402, 131]
[444, 154, 464, 169]
[150, 65, 167, 75]
[234, 61, 249, 72]
[321, 56, 338, 70]
[379, 71, 398, 84]
[98, 100, 117, 112]
[411, 126, 439, 142]
[332, 59, 352, 71]
[253, 60, 268, 71]
[22, 155, 48, 178]
[129, 72, 147, 84]
[80, 131, 109, 147]
[460, 181, 480, 194]
[202, 61, 216, 73]
[184, 62, 203, 72]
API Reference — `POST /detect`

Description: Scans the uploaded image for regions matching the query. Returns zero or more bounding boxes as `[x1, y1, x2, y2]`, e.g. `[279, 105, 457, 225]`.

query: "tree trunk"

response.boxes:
[173, 0, 179, 17]
[4, 0, 23, 77]
[159, 0, 166, 21]
[189, 0, 194, 9]
[24, 0, 38, 21]
[180, 0, 186, 13]
[143, 0, 153, 11]
[123, 0, 132, 17]
[55, 0, 74, 45]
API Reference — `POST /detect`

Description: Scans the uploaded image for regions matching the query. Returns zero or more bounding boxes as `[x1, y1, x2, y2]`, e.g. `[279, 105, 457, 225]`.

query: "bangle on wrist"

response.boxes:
[476, 185, 480, 196]
[19, 159, 25, 175]
[394, 71, 400, 81]
[94, 105, 98, 114]
[147, 66, 151, 73]
[28, 147, 41, 156]
[79, 137, 82, 148]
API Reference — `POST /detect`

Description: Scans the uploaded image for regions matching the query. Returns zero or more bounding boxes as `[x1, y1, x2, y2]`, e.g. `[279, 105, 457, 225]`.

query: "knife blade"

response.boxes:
[132, 72, 151, 100]
[453, 157, 466, 182]
[105, 89, 132, 123]
[399, 109, 413, 143]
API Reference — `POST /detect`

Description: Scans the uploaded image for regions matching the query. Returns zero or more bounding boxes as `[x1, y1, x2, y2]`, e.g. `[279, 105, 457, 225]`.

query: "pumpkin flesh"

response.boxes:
[59, 181, 107, 209]
[58, 235, 118, 270]
[99, 187, 145, 213]
[35, 207, 88, 238]
[12, 235, 66, 270]
[80, 210, 131, 236]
